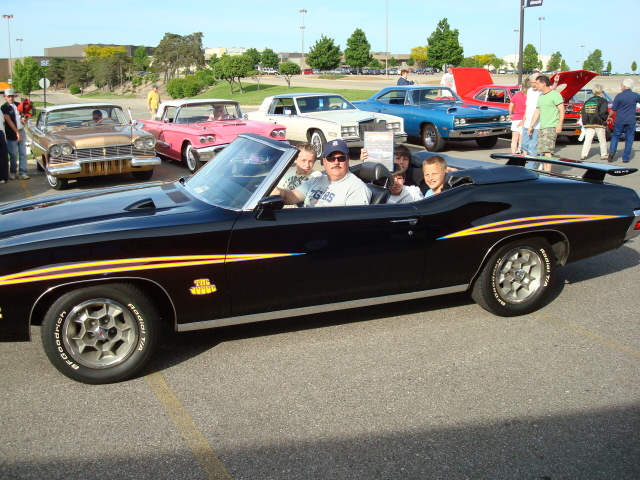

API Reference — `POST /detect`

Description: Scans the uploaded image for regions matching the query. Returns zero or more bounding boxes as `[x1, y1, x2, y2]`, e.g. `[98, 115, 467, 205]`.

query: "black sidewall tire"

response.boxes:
[47, 174, 68, 190]
[41, 284, 159, 384]
[422, 124, 445, 152]
[472, 237, 555, 317]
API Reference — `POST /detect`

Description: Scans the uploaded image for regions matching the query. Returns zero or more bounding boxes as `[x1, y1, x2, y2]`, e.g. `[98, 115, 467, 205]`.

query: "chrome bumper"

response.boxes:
[447, 127, 510, 139]
[47, 156, 161, 176]
[192, 144, 229, 163]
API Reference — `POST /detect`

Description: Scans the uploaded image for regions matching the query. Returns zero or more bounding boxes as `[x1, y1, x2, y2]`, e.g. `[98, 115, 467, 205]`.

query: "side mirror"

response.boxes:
[255, 195, 284, 220]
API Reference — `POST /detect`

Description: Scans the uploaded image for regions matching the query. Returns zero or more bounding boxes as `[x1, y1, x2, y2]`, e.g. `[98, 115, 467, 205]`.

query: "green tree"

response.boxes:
[426, 18, 463, 67]
[12, 57, 43, 96]
[632, 61, 637, 73]
[522, 44, 539, 70]
[546, 51, 562, 72]
[406, 57, 415, 67]
[65, 59, 89, 87]
[388, 57, 397, 67]
[260, 48, 279, 69]
[460, 56, 481, 68]
[369, 58, 383, 69]
[209, 53, 220, 68]
[606, 61, 612, 72]
[245, 48, 262, 68]
[154, 32, 205, 82]
[560, 60, 570, 71]
[133, 45, 149, 71]
[583, 49, 604, 73]
[213, 54, 254, 94]
[279, 62, 301, 88]
[306, 35, 342, 71]
[410, 45, 428, 68]
[46, 57, 69, 89]
[344, 28, 372, 74]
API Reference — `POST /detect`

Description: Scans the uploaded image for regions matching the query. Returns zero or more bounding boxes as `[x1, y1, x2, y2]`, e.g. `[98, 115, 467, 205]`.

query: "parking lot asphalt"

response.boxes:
[1, 92, 640, 479]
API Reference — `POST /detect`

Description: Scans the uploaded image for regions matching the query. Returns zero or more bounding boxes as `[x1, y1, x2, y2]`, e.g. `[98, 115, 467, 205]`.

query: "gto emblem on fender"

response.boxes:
[189, 278, 217, 295]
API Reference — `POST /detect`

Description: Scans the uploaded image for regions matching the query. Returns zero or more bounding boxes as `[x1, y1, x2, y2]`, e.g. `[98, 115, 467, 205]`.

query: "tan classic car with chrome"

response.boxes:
[26, 103, 160, 190]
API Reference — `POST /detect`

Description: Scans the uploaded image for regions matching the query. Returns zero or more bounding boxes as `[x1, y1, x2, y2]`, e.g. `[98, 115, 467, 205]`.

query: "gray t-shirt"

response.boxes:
[296, 172, 371, 207]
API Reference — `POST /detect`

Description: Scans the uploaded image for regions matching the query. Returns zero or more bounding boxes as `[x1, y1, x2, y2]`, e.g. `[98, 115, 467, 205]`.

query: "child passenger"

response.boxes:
[387, 164, 424, 204]
[278, 143, 322, 191]
[422, 155, 448, 197]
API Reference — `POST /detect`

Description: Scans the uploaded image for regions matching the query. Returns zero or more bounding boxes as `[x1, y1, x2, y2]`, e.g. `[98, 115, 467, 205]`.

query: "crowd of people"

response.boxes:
[0, 88, 30, 184]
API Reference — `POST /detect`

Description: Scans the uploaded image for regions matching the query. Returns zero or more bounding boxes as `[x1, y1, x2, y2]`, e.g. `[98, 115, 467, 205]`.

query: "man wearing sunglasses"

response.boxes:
[272, 139, 371, 207]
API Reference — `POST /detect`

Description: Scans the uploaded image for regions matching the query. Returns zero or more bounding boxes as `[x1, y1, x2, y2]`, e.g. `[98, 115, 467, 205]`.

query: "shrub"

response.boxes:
[194, 69, 216, 87]
[69, 85, 81, 95]
[181, 76, 203, 97]
[132, 76, 143, 87]
[144, 72, 159, 85]
[166, 78, 186, 99]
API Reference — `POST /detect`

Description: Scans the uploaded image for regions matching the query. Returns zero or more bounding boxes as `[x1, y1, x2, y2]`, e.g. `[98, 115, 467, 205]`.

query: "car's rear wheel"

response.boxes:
[471, 237, 555, 317]
[310, 130, 326, 158]
[47, 174, 68, 190]
[41, 283, 159, 384]
[132, 169, 154, 181]
[476, 136, 499, 149]
[421, 124, 445, 152]
[182, 142, 201, 173]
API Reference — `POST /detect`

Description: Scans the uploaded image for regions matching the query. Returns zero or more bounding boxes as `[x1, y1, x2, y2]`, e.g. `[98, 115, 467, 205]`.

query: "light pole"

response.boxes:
[16, 38, 22, 58]
[385, 0, 388, 79]
[538, 17, 545, 68]
[513, 30, 519, 69]
[299, 9, 307, 69]
[2, 14, 13, 79]
[580, 45, 585, 68]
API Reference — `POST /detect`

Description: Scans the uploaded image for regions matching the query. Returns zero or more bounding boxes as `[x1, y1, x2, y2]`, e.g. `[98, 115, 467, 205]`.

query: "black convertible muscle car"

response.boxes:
[1, 134, 639, 384]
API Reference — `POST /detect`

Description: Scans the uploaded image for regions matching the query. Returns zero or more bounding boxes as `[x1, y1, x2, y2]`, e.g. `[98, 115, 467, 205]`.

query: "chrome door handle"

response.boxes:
[390, 218, 418, 226]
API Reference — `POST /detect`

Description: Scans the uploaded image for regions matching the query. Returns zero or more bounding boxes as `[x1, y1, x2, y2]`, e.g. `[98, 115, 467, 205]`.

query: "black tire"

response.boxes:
[41, 283, 160, 384]
[36, 157, 45, 172]
[310, 130, 326, 158]
[471, 237, 556, 317]
[476, 136, 499, 149]
[47, 174, 68, 190]
[421, 124, 445, 152]
[132, 169, 154, 181]
[182, 142, 201, 173]
[567, 135, 580, 144]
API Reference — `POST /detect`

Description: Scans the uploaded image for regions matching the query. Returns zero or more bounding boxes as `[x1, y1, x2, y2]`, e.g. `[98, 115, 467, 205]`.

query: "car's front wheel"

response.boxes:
[132, 169, 154, 181]
[476, 136, 499, 149]
[421, 124, 445, 152]
[471, 237, 555, 317]
[310, 130, 326, 158]
[41, 283, 160, 384]
[47, 174, 68, 190]
[182, 142, 201, 173]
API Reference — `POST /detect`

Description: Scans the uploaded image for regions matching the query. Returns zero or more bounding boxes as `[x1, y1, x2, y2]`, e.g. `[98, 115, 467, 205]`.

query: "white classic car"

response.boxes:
[246, 93, 407, 156]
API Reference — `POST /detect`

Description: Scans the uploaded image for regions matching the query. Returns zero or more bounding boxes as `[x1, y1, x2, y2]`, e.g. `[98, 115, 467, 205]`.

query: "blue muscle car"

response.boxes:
[354, 86, 511, 152]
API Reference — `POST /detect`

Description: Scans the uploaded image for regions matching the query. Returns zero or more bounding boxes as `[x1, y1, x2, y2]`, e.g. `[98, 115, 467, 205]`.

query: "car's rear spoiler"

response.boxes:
[490, 154, 638, 183]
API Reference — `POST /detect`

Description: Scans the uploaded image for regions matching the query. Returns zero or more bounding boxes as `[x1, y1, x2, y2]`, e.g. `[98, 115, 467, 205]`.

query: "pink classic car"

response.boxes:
[138, 99, 287, 172]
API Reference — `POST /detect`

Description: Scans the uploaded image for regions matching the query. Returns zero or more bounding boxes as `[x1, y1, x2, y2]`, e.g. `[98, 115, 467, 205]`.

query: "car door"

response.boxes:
[373, 90, 421, 136]
[225, 203, 427, 316]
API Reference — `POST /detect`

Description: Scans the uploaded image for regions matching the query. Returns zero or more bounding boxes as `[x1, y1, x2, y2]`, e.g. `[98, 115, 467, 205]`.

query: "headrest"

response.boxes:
[359, 162, 393, 187]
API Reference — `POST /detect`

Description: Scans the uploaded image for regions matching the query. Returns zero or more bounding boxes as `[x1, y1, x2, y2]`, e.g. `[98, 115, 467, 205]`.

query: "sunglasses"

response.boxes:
[326, 155, 347, 162]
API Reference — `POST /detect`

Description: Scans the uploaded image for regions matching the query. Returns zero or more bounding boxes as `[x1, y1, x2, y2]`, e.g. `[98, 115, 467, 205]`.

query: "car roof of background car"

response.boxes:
[42, 103, 122, 113]
[162, 99, 240, 108]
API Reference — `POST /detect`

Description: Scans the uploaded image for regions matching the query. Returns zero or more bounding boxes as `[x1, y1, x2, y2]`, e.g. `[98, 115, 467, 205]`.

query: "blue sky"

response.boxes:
[3, 0, 639, 73]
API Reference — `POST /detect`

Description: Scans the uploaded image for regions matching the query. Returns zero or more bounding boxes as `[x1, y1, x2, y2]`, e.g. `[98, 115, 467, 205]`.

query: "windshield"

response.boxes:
[296, 95, 356, 113]
[411, 88, 462, 105]
[175, 103, 241, 124]
[570, 90, 614, 103]
[45, 106, 128, 130]
[185, 137, 289, 210]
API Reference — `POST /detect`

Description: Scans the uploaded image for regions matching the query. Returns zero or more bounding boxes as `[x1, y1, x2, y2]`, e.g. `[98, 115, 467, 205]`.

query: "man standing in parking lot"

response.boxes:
[607, 78, 640, 163]
[2, 89, 29, 180]
[529, 75, 564, 158]
[147, 85, 161, 120]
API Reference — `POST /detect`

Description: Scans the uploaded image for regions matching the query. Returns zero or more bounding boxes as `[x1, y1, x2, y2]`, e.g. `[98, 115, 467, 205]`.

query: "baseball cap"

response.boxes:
[323, 139, 349, 158]
[4, 88, 15, 96]
[152, 84, 159, 88]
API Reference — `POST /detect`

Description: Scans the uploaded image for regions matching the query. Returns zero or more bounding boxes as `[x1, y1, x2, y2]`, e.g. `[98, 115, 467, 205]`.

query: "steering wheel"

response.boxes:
[329, 105, 341, 110]
[96, 117, 116, 124]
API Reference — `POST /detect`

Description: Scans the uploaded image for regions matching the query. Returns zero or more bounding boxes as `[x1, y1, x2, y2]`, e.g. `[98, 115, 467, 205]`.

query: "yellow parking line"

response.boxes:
[145, 366, 233, 480]
[19, 178, 32, 198]
[534, 312, 640, 359]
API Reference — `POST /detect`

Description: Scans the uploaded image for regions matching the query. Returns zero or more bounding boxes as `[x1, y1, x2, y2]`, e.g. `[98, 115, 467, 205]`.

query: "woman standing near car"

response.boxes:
[580, 84, 609, 160]
[509, 79, 528, 154]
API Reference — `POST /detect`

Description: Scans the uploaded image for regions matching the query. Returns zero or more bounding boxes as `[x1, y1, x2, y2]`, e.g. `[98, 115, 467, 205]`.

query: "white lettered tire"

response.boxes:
[471, 237, 556, 316]
[41, 283, 159, 384]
